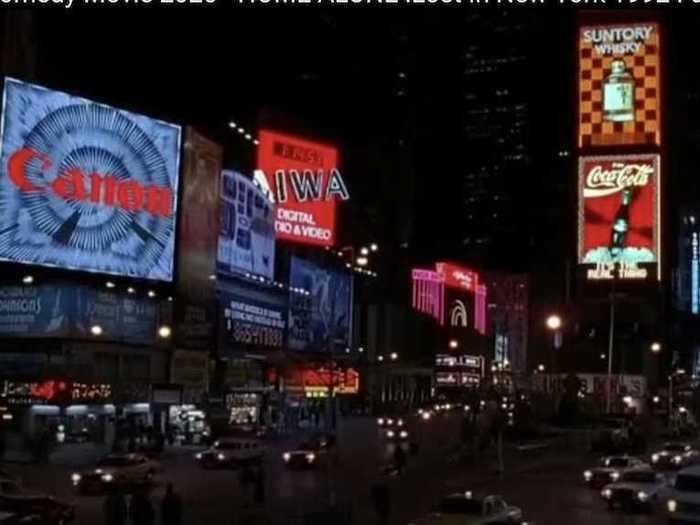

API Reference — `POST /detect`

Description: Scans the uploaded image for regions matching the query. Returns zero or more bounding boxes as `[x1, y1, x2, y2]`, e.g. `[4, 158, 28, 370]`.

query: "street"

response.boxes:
[2, 414, 667, 525]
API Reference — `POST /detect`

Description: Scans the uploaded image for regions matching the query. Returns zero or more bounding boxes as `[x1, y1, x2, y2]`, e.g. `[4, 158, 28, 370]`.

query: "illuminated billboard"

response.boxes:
[178, 128, 222, 299]
[288, 256, 353, 352]
[217, 170, 275, 280]
[578, 23, 660, 148]
[257, 130, 348, 247]
[435, 262, 479, 292]
[578, 154, 660, 281]
[0, 79, 181, 281]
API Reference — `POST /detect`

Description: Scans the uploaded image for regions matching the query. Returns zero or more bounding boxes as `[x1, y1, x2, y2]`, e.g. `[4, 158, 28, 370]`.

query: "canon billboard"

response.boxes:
[0, 79, 181, 281]
[256, 130, 349, 247]
[578, 154, 660, 281]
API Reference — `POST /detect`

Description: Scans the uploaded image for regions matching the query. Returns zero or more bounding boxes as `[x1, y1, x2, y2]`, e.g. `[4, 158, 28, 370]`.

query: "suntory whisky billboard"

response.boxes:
[578, 154, 660, 281]
[578, 23, 660, 148]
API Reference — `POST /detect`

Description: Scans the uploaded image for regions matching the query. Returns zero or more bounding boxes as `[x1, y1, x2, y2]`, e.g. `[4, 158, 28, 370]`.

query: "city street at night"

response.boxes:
[2, 5, 700, 525]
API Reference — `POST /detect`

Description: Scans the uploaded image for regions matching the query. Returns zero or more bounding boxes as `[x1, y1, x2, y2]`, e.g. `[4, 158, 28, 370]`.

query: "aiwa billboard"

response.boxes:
[0, 78, 181, 281]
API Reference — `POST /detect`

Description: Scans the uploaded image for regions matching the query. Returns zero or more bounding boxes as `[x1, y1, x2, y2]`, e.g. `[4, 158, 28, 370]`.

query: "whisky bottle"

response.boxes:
[603, 59, 635, 123]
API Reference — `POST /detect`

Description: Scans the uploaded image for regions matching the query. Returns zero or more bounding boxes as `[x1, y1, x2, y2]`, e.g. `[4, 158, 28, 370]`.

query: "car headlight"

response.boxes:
[195, 453, 202, 460]
[283, 453, 291, 462]
[387, 419, 394, 426]
[71, 473, 81, 484]
[610, 471, 620, 481]
[668, 499, 677, 513]
[637, 491, 649, 502]
[95, 469, 104, 475]
[101, 473, 113, 482]
[601, 489, 612, 499]
[583, 470, 592, 481]
[652, 454, 660, 463]
[387, 430, 395, 438]
[674, 455, 683, 464]
[377, 418, 384, 425]
[445, 404, 451, 410]
[400, 430, 408, 439]
[217, 453, 225, 461]
[305, 453, 316, 462]
[397, 419, 404, 427]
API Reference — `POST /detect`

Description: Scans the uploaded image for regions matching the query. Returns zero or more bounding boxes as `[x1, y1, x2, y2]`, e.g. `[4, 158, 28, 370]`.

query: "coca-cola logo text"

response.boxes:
[583, 162, 653, 198]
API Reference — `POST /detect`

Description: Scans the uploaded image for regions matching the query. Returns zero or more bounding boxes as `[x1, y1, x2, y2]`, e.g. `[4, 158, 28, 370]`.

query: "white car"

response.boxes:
[667, 465, 700, 523]
[583, 456, 649, 489]
[651, 442, 699, 469]
[195, 438, 266, 469]
[600, 467, 669, 511]
[411, 492, 522, 525]
[71, 453, 161, 494]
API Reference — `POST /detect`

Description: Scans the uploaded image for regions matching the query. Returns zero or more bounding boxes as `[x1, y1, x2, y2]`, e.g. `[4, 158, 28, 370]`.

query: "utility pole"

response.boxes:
[606, 278, 617, 414]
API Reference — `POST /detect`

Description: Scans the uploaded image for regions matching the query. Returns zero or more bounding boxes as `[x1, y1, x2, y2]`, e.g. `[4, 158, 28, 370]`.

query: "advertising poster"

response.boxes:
[288, 256, 353, 352]
[74, 287, 158, 344]
[257, 130, 349, 247]
[0, 285, 72, 337]
[178, 128, 223, 300]
[217, 170, 275, 280]
[578, 154, 660, 281]
[220, 287, 287, 350]
[578, 23, 660, 147]
[0, 78, 181, 281]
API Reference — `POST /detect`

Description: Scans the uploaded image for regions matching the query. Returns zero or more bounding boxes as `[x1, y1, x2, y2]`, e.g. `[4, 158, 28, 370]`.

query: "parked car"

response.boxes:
[71, 453, 160, 494]
[583, 456, 649, 489]
[411, 491, 522, 525]
[0, 479, 74, 524]
[651, 442, 699, 469]
[195, 437, 265, 469]
[600, 467, 669, 511]
[667, 465, 700, 523]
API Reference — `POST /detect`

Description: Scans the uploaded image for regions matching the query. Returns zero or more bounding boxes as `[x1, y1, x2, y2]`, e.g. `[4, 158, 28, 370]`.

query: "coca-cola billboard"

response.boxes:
[578, 154, 660, 281]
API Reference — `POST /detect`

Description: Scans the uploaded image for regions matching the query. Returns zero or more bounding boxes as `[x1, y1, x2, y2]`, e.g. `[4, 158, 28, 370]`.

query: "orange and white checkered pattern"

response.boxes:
[579, 24, 660, 148]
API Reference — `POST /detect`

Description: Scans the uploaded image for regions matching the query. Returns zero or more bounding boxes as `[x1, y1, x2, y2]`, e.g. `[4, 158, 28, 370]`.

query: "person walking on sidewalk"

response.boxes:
[130, 490, 155, 525]
[104, 489, 128, 525]
[160, 483, 183, 525]
[370, 481, 392, 525]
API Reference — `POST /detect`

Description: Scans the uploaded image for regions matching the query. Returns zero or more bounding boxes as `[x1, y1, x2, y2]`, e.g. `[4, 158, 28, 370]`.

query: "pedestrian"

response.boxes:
[160, 483, 183, 525]
[370, 481, 392, 525]
[104, 489, 128, 525]
[239, 464, 254, 507]
[253, 466, 265, 505]
[393, 445, 406, 474]
[130, 490, 155, 525]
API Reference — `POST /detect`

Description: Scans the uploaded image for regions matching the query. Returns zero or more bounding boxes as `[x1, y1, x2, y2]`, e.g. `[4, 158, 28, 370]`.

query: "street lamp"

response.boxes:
[537, 364, 545, 373]
[370, 243, 379, 252]
[449, 339, 459, 350]
[360, 247, 370, 256]
[390, 352, 398, 361]
[158, 325, 172, 339]
[600, 353, 606, 360]
[90, 325, 103, 336]
[378, 355, 384, 362]
[651, 342, 662, 354]
[545, 315, 563, 374]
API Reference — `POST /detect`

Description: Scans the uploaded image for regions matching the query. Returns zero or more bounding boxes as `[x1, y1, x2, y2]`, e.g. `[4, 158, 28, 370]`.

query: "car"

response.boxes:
[70, 453, 160, 494]
[667, 465, 700, 523]
[282, 440, 325, 470]
[0, 478, 74, 524]
[411, 491, 522, 525]
[651, 442, 699, 469]
[195, 437, 265, 469]
[600, 467, 669, 511]
[385, 427, 410, 442]
[377, 417, 404, 428]
[583, 456, 649, 489]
